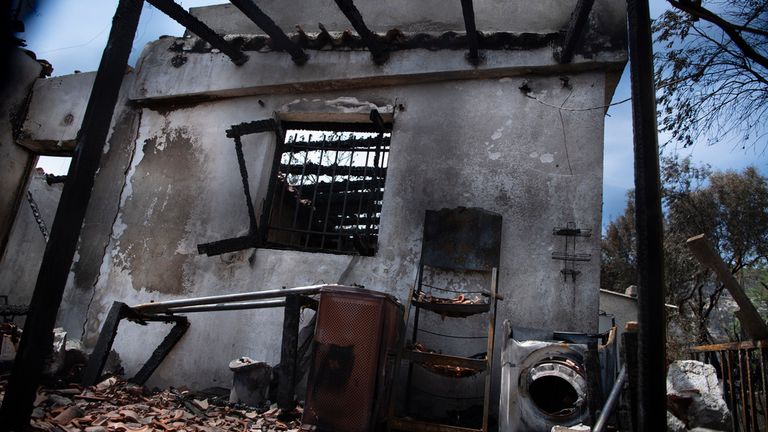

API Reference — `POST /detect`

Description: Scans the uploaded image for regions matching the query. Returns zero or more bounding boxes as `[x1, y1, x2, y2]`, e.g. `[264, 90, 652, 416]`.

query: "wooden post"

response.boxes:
[686, 234, 768, 340]
[278, 294, 301, 411]
[0, 1, 143, 429]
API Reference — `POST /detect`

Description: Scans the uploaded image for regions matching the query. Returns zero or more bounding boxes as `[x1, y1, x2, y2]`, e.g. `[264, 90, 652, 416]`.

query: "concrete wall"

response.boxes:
[10, 0, 627, 420]
[0, 170, 63, 309]
[0, 49, 42, 261]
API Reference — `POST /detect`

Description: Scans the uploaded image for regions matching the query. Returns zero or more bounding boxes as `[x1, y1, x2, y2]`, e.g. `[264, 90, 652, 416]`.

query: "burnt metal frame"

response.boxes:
[460, 0, 482, 65]
[0, 0, 666, 429]
[81, 301, 190, 387]
[259, 114, 390, 256]
[197, 119, 278, 257]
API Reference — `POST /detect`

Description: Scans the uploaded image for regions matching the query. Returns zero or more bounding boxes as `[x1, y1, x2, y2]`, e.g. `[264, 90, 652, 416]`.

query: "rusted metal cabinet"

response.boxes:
[303, 287, 403, 432]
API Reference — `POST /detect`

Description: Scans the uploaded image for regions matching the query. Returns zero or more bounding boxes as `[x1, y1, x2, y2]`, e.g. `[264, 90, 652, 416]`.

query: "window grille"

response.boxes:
[263, 124, 390, 255]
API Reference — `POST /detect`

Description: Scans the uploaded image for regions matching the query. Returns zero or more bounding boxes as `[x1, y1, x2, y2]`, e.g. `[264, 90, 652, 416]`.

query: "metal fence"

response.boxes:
[690, 340, 768, 432]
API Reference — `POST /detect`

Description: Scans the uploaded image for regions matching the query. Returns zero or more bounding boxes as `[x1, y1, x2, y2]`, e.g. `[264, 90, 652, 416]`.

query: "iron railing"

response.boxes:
[690, 340, 768, 432]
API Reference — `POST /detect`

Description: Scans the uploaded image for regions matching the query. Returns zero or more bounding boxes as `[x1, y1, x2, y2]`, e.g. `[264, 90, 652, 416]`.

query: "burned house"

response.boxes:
[0, 0, 629, 430]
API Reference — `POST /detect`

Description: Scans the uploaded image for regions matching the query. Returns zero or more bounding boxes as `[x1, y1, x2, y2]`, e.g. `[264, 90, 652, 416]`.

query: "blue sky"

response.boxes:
[21, 0, 767, 230]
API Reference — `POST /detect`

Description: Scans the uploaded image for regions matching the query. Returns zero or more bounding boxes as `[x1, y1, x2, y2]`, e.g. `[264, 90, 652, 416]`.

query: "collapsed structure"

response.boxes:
[0, 0, 630, 430]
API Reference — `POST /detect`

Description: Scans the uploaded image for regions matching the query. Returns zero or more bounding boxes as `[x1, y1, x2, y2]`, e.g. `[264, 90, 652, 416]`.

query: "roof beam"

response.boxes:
[333, 0, 389, 64]
[146, 0, 248, 65]
[460, 0, 481, 65]
[556, 0, 595, 63]
[229, 0, 308, 65]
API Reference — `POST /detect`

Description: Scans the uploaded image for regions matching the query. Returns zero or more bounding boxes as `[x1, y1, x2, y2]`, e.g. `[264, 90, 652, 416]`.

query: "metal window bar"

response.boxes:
[264, 127, 390, 255]
[690, 340, 768, 432]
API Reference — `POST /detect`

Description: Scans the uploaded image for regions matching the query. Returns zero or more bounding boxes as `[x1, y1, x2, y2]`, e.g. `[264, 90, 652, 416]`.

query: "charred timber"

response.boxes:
[460, 0, 482, 65]
[147, 0, 247, 65]
[557, 0, 595, 63]
[333, 0, 389, 64]
[229, 0, 308, 65]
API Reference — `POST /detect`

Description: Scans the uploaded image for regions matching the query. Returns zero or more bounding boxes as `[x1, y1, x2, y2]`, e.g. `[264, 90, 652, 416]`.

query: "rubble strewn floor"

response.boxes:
[0, 377, 304, 431]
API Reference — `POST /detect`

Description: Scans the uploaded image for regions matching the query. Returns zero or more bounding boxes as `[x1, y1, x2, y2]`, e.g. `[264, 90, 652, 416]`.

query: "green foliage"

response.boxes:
[601, 157, 768, 347]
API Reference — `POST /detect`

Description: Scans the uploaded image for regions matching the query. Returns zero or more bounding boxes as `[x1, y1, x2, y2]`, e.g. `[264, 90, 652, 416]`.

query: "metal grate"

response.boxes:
[264, 126, 390, 255]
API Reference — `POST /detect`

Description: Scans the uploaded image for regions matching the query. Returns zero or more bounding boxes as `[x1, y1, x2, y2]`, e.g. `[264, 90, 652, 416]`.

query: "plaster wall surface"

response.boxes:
[61, 71, 609, 399]
[0, 49, 41, 261]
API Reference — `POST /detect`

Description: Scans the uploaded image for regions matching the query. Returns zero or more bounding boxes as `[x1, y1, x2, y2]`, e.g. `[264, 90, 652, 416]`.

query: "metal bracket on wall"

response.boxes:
[552, 223, 592, 282]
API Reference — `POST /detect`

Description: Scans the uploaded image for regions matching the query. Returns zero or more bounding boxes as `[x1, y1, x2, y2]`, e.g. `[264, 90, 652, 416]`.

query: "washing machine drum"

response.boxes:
[500, 339, 590, 432]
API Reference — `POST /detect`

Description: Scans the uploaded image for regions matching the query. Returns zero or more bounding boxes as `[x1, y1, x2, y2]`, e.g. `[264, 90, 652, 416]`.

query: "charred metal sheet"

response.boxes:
[225, 118, 277, 138]
[0, 0, 143, 427]
[460, 0, 482, 65]
[421, 207, 502, 271]
[146, 0, 247, 65]
[170, 30, 561, 55]
[229, 0, 308, 65]
[557, 0, 595, 63]
[333, 0, 389, 64]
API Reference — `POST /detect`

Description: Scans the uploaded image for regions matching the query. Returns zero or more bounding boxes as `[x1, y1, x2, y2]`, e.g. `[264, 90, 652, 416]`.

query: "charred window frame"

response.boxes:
[261, 116, 391, 256]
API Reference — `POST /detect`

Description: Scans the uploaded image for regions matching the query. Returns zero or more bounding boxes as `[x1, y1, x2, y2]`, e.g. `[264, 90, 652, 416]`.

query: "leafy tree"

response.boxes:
[601, 157, 768, 347]
[653, 0, 768, 149]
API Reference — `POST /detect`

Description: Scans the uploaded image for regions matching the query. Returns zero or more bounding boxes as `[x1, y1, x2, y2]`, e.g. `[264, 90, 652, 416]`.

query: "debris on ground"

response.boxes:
[666, 360, 731, 431]
[0, 376, 304, 431]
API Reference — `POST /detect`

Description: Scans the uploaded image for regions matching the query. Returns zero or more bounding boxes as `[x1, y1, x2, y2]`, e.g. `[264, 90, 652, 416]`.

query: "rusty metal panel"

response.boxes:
[303, 287, 402, 432]
[421, 207, 502, 271]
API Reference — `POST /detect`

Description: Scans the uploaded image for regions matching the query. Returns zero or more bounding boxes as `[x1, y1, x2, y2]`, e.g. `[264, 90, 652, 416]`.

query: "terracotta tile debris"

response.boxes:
[0, 377, 305, 431]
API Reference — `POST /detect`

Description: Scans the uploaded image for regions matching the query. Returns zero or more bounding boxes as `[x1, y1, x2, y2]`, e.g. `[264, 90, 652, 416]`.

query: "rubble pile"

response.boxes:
[0, 377, 304, 432]
[410, 342, 484, 378]
[416, 292, 484, 305]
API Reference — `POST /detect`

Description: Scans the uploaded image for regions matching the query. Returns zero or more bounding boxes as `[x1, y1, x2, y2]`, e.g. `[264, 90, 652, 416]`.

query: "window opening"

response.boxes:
[264, 123, 390, 255]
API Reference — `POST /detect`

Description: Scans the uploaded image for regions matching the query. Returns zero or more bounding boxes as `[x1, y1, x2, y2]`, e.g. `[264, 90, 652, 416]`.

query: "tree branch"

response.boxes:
[668, 0, 768, 70]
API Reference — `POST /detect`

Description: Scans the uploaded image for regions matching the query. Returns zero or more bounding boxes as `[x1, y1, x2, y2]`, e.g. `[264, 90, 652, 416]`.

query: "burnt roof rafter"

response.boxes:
[146, 0, 248, 65]
[460, 0, 482, 65]
[229, 0, 309, 65]
[333, 0, 389, 65]
[556, 0, 595, 63]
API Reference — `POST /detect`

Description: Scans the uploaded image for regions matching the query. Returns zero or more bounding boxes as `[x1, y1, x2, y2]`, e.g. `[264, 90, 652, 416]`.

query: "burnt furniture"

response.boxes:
[303, 286, 403, 432]
[391, 207, 503, 432]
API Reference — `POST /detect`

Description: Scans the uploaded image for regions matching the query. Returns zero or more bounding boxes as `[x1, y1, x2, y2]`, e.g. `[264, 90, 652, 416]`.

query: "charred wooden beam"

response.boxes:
[0, 1, 143, 428]
[147, 0, 247, 65]
[278, 295, 301, 410]
[286, 137, 390, 151]
[197, 234, 257, 256]
[131, 317, 190, 385]
[81, 302, 131, 387]
[556, 0, 595, 63]
[333, 0, 389, 64]
[299, 179, 382, 196]
[627, 0, 666, 429]
[226, 119, 277, 138]
[229, 0, 308, 65]
[459, 0, 481, 65]
[310, 190, 384, 205]
[281, 163, 387, 178]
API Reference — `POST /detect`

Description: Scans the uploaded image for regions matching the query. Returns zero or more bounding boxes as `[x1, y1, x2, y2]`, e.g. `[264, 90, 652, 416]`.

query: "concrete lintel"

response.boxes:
[18, 72, 96, 155]
[131, 38, 626, 104]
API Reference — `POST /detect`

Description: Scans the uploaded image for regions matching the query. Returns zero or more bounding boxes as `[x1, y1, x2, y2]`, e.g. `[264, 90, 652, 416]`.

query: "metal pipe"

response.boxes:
[593, 366, 627, 432]
[627, 0, 667, 430]
[0, 1, 145, 429]
[132, 284, 341, 313]
[164, 299, 287, 314]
